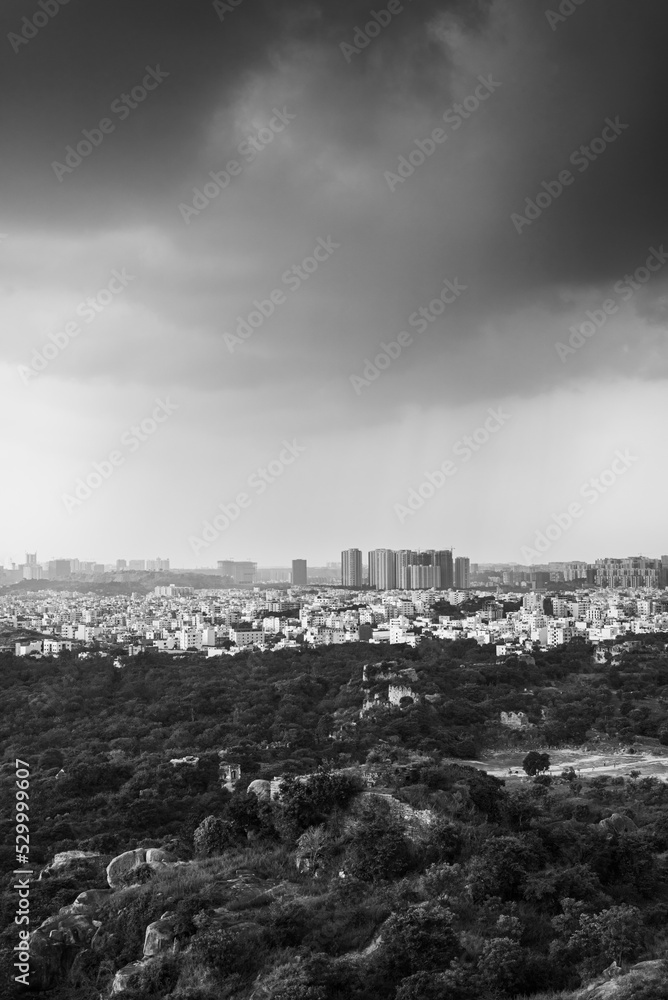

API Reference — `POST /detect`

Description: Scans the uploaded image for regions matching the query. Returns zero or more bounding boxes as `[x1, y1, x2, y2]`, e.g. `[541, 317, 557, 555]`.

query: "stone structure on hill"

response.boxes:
[218, 751, 241, 791]
[388, 683, 416, 706]
[500, 710, 531, 729]
[360, 662, 420, 715]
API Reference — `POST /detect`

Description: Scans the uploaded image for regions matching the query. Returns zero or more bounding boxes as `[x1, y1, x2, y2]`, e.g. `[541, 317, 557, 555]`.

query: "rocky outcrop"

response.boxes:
[110, 875, 287, 992]
[106, 847, 173, 888]
[111, 959, 149, 994]
[574, 959, 667, 999]
[38, 850, 104, 880]
[143, 911, 179, 957]
[28, 888, 110, 991]
[247, 778, 272, 801]
[598, 812, 637, 835]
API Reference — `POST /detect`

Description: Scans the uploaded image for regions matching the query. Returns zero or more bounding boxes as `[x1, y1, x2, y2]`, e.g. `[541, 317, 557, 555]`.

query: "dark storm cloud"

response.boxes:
[483, 1, 668, 296]
[3, 0, 668, 404]
[0, 0, 490, 228]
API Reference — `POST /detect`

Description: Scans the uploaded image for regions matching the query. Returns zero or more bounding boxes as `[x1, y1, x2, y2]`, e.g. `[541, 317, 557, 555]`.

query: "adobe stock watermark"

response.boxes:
[62, 398, 178, 514]
[213, 0, 245, 21]
[179, 108, 296, 224]
[545, 0, 587, 31]
[555, 245, 668, 362]
[51, 66, 170, 181]
[511, 116, 629, 234]
[384, 74, 501, 192]
[520, 449, 638, 562]
[340, 0, 411, 63]
[189, 439, 306, 555]
[8, 0, 70, 54]
[350, 277, 468, 394]
[223, 237, 340, 352]
[14, 759, 32, 989]
[394, 407, 511, 523]
[17, 268, 135, 385]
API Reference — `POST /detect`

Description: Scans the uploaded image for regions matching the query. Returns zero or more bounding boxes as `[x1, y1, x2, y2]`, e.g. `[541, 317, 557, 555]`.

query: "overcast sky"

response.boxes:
[1, 0, 667, 568]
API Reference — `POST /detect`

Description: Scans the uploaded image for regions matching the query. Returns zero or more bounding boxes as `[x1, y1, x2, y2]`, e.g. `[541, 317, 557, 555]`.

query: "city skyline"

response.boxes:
[2, 2, 667, 569]
[4, 549, 667, 585]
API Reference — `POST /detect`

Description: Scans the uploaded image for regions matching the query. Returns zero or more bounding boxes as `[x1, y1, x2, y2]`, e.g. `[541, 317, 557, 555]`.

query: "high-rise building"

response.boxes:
[434, 549, 453, 589]
[116, 559, 127, 571]
[595, 557, 662, 589]
[291, 559, 307, 586]
[368, 549, 396, 591]
[408, 563, 441, 589]
[25, 553, 37, 565]
[394, 550, 416, 589]
[341, 549, 363, 587]
[129, 560, 146, 571]
[218, 560, 257, 585]
[454, 556, 470, 589]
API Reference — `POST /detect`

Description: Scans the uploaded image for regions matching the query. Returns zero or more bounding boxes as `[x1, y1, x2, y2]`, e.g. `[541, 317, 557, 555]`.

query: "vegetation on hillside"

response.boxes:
[1, 637, 668, 997]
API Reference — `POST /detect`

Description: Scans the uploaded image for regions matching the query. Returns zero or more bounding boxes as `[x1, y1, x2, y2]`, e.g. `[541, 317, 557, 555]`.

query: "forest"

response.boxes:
[2, 636, 668, 998]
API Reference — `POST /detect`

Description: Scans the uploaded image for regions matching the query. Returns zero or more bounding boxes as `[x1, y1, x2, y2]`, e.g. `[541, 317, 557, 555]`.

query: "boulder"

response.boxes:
[71, 888, 111, 910]
[247, 779, 272, 801]
[29, 911, 102, 991]
[146, 847, 173, 864]
[39, 850, 103, 880]
[599, 812, 637, 835]
[106, 847, 173, 887]
[143, 912, 178, 957]
[111, 959, 153, 994]
[106, 848, 146, 888]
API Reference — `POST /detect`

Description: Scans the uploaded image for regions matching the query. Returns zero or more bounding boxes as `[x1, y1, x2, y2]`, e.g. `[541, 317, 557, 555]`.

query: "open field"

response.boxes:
[460, 746, 668, 781]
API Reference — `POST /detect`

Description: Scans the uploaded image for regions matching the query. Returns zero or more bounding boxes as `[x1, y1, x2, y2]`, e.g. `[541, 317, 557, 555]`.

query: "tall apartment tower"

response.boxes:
[435, 549, 454, 589]
[368, 549, 397, 591]
[454, 556, 470, 589]
[341, 549, 363, 587]
[26, 553, 37, 566]
[394, 550, 416, 590]
[291, 559, 307, 586]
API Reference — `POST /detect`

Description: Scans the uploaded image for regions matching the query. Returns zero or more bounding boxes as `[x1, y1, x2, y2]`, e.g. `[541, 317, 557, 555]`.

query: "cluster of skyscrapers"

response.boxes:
[342, 549, 470, 590]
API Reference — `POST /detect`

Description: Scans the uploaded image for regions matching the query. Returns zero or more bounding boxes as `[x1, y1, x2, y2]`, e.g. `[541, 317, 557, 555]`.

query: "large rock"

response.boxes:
[111, 959, 153, 994]
[106, 847, 173, 887]
[146, 847, 172, 864]
[39, 851, 103, 880]
[71, 888, 111, 910]
[575, 959, 667, 999]
[28, 904, 104, 991]
[598, 812, 637, 835]
[247, 779, 272, 801]
[143, 912, 178, 957]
